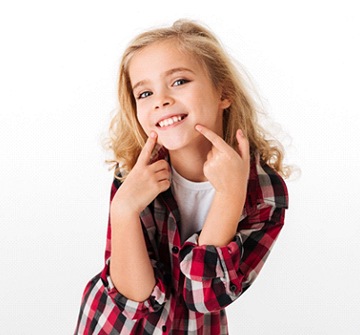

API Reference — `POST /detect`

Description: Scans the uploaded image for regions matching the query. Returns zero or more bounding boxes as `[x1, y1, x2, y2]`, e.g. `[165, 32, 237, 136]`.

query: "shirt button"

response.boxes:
[162, 325, 167, 332]
[172, 246, 179, 254]
[230, 284, 237, 292]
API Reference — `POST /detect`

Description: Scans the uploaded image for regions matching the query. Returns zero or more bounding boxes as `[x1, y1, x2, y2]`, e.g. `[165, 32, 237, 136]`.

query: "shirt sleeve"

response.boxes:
[98, 175, 169, 320]
[101, 259, 167, 320]
[179, 158, 288, 313]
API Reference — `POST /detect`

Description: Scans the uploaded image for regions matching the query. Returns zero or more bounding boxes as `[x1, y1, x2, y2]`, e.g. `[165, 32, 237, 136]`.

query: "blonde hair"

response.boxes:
[108, 19, 289, 178]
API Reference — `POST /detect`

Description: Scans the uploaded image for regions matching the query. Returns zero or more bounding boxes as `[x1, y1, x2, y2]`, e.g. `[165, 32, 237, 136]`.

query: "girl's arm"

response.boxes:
[109, 132, 171, 302]
[109, 207, 156, 302]
[179, 153, 288, 313]
[195, 125, 250, 247]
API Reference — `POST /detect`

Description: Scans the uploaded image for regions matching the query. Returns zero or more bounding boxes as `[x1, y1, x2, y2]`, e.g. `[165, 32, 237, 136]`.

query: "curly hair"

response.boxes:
[107, 19, 290, 178]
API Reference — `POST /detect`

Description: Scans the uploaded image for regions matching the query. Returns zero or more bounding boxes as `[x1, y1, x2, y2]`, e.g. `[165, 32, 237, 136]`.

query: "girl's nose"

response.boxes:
[154, 91, 174, 110]
[155, 101, 170, 109]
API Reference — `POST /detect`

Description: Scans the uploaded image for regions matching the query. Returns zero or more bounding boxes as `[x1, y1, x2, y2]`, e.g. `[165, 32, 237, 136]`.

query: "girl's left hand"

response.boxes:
[195, 124, 250, 199]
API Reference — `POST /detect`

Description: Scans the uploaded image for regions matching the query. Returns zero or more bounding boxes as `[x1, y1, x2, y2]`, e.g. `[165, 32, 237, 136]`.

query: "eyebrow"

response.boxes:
[132, 67, 195, 91]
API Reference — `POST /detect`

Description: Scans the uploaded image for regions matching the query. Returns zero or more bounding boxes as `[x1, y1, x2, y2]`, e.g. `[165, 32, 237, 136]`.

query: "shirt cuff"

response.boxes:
[103, 260, 167, 320]
[179, 233, 244, 295]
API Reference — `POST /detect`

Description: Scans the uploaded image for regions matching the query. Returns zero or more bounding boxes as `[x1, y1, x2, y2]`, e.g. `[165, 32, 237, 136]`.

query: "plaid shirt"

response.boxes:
[75, 149, 288, 335]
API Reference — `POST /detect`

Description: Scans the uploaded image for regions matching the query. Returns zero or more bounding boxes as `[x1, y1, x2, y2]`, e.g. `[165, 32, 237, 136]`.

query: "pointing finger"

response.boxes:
[195, 124, 228, 151]
[137, 131, 158, 165]
[236, 129, 250, 159]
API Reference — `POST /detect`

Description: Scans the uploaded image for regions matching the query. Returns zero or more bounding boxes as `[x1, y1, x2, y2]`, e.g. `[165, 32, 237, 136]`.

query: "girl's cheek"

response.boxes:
[136, 112, 144, 126]
[137, 118, 151, 138]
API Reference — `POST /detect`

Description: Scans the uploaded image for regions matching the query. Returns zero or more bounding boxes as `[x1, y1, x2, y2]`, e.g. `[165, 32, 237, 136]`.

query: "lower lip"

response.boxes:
[156, 116, 187, 130]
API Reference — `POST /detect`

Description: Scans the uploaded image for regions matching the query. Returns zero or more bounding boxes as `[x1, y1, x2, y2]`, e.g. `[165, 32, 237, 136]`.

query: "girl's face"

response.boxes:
[128, 40, 230, 152]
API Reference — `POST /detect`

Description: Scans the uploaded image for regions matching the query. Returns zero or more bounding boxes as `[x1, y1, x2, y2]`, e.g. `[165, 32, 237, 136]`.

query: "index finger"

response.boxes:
[137, 131, 158, 165]
[195, 124, 228, 151]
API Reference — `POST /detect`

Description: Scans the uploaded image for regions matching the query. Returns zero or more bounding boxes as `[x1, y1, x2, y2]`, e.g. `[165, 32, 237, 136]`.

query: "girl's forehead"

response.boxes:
[128, 40, 207, 79]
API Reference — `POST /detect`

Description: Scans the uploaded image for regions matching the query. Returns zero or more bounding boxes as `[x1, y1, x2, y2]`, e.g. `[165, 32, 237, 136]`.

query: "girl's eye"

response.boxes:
[138, 91, 152, 99]
[173, 79, 189, 86]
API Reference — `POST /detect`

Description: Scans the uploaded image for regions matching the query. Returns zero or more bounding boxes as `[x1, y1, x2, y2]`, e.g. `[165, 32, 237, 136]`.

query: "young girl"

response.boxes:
[75, 19, 289, 335]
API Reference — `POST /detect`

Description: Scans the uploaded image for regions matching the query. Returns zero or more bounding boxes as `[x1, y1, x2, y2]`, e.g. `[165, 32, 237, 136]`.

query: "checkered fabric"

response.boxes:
[75, 150, 288, 334]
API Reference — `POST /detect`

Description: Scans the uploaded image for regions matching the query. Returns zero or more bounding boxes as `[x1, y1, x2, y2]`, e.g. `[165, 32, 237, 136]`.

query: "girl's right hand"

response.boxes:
[111, 131, 171, 216]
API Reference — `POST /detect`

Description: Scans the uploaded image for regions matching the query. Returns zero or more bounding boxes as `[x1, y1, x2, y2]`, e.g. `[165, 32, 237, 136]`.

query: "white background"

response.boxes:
[1, 1, 359, 334]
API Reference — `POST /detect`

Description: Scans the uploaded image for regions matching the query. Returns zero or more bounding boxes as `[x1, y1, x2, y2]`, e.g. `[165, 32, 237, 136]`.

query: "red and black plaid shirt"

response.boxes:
[75, 149, 288, 334]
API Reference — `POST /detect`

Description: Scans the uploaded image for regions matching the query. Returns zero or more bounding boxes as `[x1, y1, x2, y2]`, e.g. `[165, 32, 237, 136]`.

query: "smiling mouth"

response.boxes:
[156, 114, 187, 128]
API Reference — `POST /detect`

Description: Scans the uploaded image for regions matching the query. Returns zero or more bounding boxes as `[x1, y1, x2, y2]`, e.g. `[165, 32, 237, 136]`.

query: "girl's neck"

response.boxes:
[169, 140, 211, 182]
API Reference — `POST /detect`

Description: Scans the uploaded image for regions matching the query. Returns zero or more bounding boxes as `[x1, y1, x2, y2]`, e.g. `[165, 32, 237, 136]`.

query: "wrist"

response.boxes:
[213, 192, 245, 219]
[110, 201, 141, 225]
[214, 189, 245, 206]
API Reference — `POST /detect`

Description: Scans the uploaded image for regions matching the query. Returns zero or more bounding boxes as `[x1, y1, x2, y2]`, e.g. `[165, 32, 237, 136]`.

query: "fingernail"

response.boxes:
[150, 131, 157, 138]
[238, 129, 244, 137]
[195, 125, 202, 132]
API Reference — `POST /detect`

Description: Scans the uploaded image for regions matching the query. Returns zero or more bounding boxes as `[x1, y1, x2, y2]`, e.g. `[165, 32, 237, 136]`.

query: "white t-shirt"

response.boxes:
[171, 166, 215, 243]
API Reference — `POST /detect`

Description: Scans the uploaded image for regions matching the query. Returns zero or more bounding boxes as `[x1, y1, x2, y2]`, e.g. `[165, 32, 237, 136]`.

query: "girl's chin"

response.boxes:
[158, 133, 204, 152]
[159, 142, 183, 151]
[158, 139, 188, 152]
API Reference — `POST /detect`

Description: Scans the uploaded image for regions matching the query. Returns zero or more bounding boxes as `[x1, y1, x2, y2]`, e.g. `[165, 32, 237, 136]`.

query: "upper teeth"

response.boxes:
[158, 116, 184, 128]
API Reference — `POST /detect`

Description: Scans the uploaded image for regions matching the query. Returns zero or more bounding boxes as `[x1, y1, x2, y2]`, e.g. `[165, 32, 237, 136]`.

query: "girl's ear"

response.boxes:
[219, 94, 231, 110]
